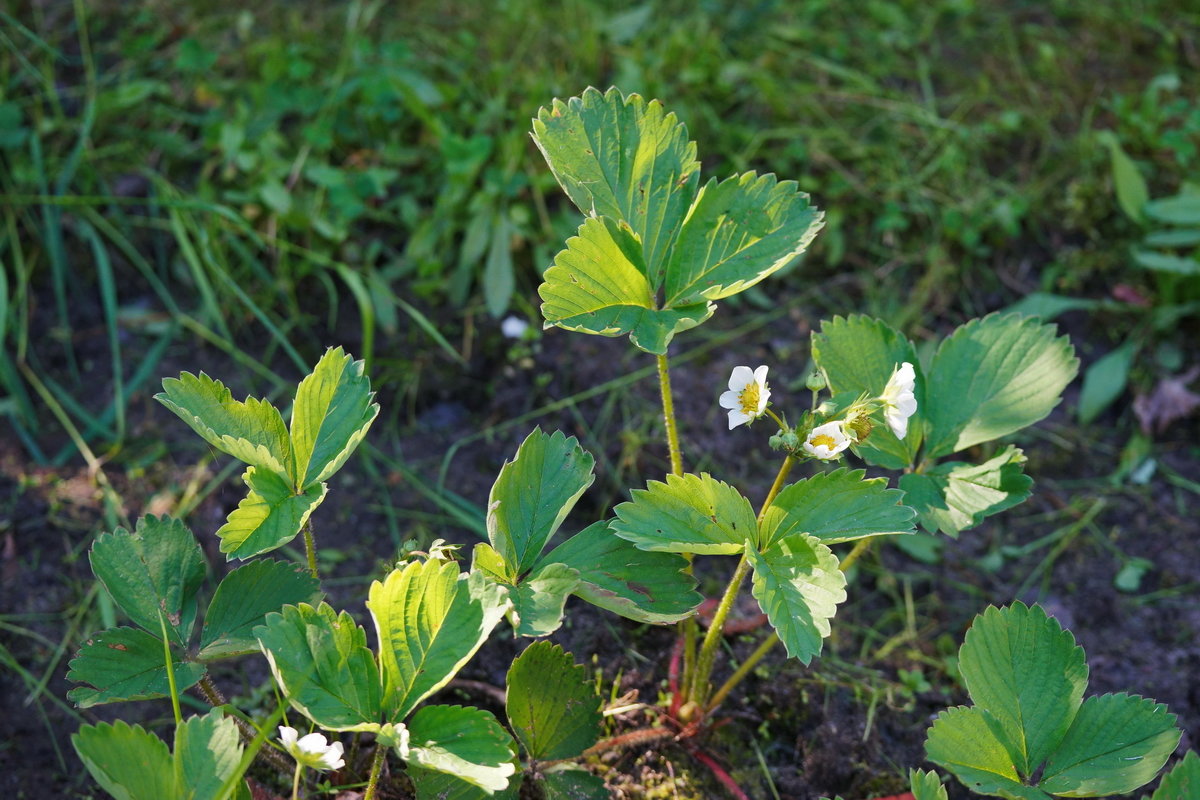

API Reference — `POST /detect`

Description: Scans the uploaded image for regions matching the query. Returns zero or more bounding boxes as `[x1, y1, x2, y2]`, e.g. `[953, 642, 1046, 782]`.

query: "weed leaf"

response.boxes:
[156, 371, 291, 477]
[758, 468, 914, 548]
[89, 515, 206, 646]
[925, 706, 1052, 800]
[746, 535, 846, 664]
[923, 314, 1078, 458]
[488, 428, 596, 578]
[289, 346, 379, 487]
[216, 467, 327, 559]
[199, 559, 321, 659]
[664, 171, 823, 307]
[543, 520, 701, 623]
[369, 562, 510, 720]
[254, 603, 382, 731]
[1144, 193, 1200, 225]
[407, 705, 518, 793]
[1040, 694, 1179, 796]
[506, 642, 602, 761]
[899, 446, 1032, 536]
[73, 720, 174, 800]
[611, 472, 756, 554]
[67, 627, 205, 708]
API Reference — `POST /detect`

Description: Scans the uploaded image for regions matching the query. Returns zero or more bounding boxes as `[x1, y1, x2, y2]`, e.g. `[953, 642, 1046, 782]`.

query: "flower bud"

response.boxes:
[805, 370, 826, 392]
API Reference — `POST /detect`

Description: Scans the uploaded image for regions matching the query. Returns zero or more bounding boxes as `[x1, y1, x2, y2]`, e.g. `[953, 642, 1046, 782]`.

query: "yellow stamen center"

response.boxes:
[739, 385, 761, 415]
[811, 434, 836, 449]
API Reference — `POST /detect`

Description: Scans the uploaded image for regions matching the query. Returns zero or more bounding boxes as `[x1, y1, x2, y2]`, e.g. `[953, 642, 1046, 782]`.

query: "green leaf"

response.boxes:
[539, 216, 713, 355]
[216, 467, 327, 559]
[811, 315, 922, 468]
[289, 346, 379, 487]
[543, 521, 701, 623]
[506, 642, 602, 761]
[510, 562, 580, 637]
[73, 721, 174, 800]
[369, 561, 510, 721]
[531, 86, 700, 283]
[1151, 750, 1200, 800]
[89, 515, 206, 646]
[958, 603, 1089, 779]
[1040, 694, 1180, 796]
[611, 472, 756, 554]
[899, 446, 1033, 537]
[758, 468, 915, 548]
[746, 535, 847, 664]
[1132, 249, 1200, 275]
[1004, 293, 1105, 322]
[156, 371, 290, 476]
[67, 627, 205, 708]
[406, 768, 519, 800]
[923, 314, 1078, 458]
[1098, 131, 1149, 223]
[1144, 228, 1200, 247]
[542, 767, 609, 799]
[1144, 193, 1200, 225]
[488, 429, 596, 578]
[926, 706, 1052, 800]
[664, 171, 823, 307]
[909, 769, 949, 800]
[199, 559, 320, 659]
[484, 212, 514, 318]
[174, 711, 245, 800]
[1078, 341, 1138, 424]
[254, 603, 382, 731]
[407, 705, 518, 793]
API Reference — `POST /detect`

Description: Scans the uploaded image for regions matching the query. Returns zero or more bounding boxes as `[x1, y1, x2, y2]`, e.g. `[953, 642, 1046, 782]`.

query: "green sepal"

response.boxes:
[758, 468, 915, 549]
[611, 472, 756, 554]
[899, 446, 1032, 537]
[155, 371, 291, 477]
[406, 705, 518, 793]
[289, 346, 379, 488]
[88, 515, 206, 646]
[66, 626, 205, 708]
[369, 561, 510, 721]
[216, 467, 327, 559]
[746, 535, 847, 664]
[199, 559, 321, 660]
[253, 602, 382, 731]
[506, 642, 602, 761]
[543, 521, 701, 624]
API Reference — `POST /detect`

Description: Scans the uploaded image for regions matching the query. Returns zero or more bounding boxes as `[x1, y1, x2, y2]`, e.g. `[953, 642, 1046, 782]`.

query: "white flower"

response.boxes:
[501, 316, 529, 339]
[718, 365, 771, 430]
[879, 362, 918, 439]
[803, 421, 852, 460]
[278, 725, 345, 772]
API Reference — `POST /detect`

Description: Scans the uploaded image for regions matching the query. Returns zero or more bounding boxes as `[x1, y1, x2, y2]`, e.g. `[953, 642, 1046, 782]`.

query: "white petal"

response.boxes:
[318, 741, 345, 771]
[727, 409, 751, 430]
[278, 726, 298, 749]
[718, 390, 741, 410]
[757, 385, 771, 414]
[753, 365, 770, 384]
[297, 732, 329, 754]
[728, 365, 754, 392]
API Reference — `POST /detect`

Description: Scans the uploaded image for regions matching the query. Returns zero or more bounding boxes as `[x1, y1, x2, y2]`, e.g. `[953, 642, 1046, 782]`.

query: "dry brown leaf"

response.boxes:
[1133, 366, 1200, 434]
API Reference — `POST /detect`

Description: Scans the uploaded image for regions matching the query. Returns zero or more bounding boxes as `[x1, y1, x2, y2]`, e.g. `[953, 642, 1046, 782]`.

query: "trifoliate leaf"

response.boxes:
[958, 603, 1089, 779]
[289, 346, 379, 487]
[758, 468, 914, 549]
[542, 767, 609, 799]
[510, 562, 580, 637]
[611, 472, 756, 554]
[89, 515, 206, 646]
[407, 705, 518, 793]
[73, 720, 174, 800]
[531, 86, 700, 284]
[925, 706, 1052, 800]
[1150, 750, 1200, 800]
[899, 446, 1033, 537]
[156, 371, 291, 476]
[174, 711, 245, 800]
[1040, 694, 1180, 796]
[488, 428, 595, 578]
[923, 314, 1078, 458]
[811, 314, 923, 468]
[746, 535, 847, 664]
[909, 768, 949, 800]
[369, 561, 510, 721]
[199, 559, 320, 659]
[543, 520, 701, 623]
[254, 603, 382, 731]
[664, 171, 823, 306]
[216, 467, 327, 559]
[539, 216, 713, 355]
[506, 642, 602, 761]
[67, 627, 205, 708]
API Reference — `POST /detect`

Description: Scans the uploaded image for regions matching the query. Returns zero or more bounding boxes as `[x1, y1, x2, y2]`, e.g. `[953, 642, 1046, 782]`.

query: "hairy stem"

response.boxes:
[291, 764, 303, 800]
[196, 674, 293, 775]
[838, 537, 874, 573]
[656, 352, 683, 477]
[363, 744, 388, 800]
[303, 520, 320, 581]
